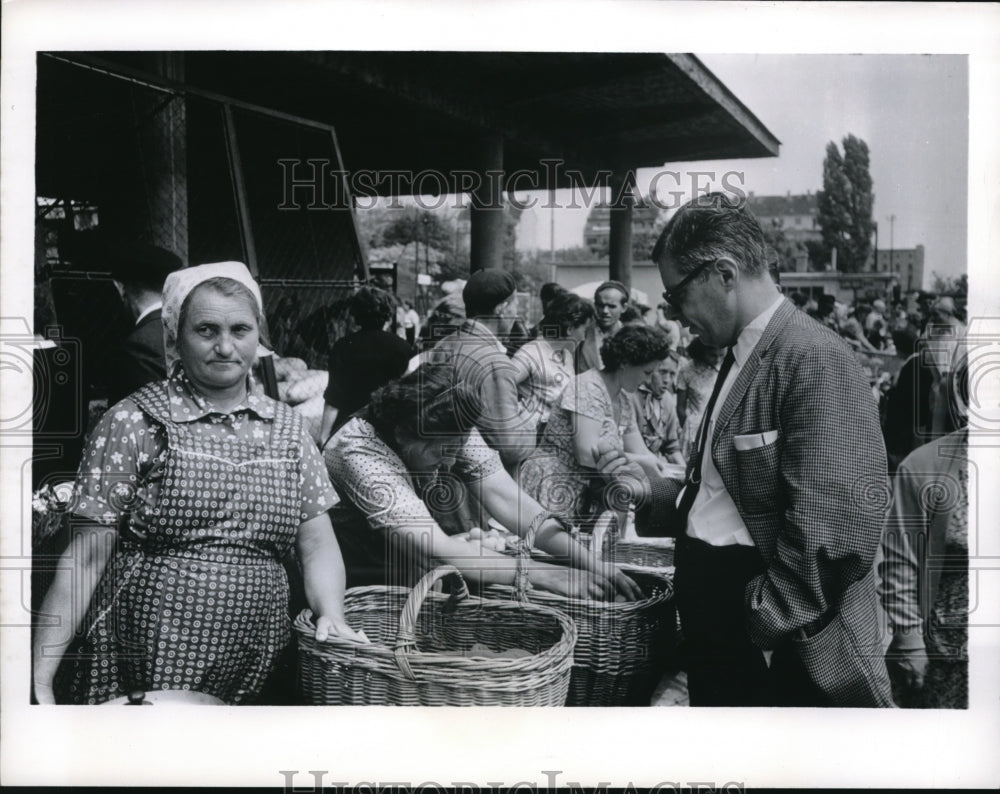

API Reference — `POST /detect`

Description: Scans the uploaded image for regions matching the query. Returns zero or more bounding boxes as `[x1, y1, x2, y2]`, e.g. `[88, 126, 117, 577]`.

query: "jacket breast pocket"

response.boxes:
[734, 431, 779, 514]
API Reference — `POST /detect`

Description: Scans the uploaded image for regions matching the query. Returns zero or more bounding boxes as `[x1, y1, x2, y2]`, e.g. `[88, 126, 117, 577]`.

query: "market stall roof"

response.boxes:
[89, 50, 781, 193]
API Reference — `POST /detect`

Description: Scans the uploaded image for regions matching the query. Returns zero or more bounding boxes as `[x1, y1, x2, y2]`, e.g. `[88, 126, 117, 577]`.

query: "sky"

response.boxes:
[516, 54, 970, 287]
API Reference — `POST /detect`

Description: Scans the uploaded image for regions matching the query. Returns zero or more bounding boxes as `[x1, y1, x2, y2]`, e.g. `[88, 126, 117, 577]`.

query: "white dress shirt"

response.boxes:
[685, 292, 784, 546]
[135, 301, 163, 325]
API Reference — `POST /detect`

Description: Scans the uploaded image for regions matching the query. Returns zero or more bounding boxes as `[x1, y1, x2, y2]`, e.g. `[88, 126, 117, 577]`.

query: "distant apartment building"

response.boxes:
[873, 245, 925, 293]
[745, 192, 822, 246]
[561, 190, 925, 307]
[583, 200, 662, 257]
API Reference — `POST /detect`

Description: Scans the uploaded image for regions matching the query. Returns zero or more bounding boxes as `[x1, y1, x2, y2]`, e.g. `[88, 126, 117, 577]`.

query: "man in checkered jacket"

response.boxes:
[607, 192, 893, 707]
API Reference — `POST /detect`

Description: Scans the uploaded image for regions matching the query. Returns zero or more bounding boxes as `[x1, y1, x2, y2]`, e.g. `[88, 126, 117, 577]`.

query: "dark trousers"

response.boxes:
[675, 534, 829, 707]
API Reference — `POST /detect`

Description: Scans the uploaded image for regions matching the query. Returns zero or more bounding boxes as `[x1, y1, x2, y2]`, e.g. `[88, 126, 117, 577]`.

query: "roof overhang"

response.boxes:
[95, 50, 780, 194]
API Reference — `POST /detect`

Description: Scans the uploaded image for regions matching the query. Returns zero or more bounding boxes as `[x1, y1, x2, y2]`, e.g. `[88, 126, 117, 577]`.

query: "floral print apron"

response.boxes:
[64, 383, 303, 704]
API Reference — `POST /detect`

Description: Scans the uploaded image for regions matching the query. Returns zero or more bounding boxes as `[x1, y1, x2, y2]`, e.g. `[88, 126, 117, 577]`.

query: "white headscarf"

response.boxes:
[161, 261, 266, 375]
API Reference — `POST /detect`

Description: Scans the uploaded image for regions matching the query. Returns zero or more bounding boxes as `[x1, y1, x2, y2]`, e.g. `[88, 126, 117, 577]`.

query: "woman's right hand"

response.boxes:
[531, 565, 625, 602]
[33, 680, 56, 705]
[893, 647, 929, 691]
[600, 564, 643, 601]
[302, 608, 370, 644]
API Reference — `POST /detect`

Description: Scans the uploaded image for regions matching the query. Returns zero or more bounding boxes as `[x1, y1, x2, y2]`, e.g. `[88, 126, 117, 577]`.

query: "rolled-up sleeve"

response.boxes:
[453, 428, 505, 481]
[324, 421, 438, 535]
[878, 462, 929, 651]
[478, 355, 537, 468]
[297, 426, 339, 521]
[72, 400, 163, 526]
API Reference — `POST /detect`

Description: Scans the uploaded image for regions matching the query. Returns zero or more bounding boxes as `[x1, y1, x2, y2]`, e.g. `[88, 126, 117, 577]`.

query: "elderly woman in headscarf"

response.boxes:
[33, 262, 362, 705]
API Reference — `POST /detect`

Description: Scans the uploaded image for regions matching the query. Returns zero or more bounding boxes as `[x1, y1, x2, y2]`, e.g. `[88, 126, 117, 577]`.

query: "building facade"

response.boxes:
[745, 192, 822, 245]
[873, 245, 925, 293]
[583, 200, 663, 258]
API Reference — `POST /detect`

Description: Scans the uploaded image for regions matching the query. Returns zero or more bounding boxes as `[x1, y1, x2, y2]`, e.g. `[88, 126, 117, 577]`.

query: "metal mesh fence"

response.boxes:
[32, 53, 368, 485]
[35, 54, 366, 379]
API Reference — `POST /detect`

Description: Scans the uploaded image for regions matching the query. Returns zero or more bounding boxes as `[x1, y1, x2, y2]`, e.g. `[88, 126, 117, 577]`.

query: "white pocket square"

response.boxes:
[734, 430, 779, 451]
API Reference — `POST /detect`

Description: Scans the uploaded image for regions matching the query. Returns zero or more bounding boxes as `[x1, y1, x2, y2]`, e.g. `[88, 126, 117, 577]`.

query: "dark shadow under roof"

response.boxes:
[94, 50, 781, 192]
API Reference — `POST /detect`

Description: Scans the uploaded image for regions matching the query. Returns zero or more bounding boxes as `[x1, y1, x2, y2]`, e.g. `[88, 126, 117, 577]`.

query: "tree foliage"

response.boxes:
[817, 134, 875, 273]
[550, 246, 600, 263]
[931, 271, 967, 297]
[354, 200, 529, 291]
[760, 219, 808, 273]
[378, 207, 455, 252]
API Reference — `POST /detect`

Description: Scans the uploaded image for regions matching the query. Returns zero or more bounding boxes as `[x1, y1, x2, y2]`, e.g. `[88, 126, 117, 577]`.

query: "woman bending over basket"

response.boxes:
[518, 324, 673, 528]
[33, 262, 363, 705]
[324, 365, 641, 600]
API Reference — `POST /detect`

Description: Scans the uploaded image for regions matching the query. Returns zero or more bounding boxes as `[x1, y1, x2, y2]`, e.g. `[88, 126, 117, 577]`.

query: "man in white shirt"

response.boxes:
[576, 280, 628, 372]
[602, 192, 893, 707]
[402, 300, 421, 346]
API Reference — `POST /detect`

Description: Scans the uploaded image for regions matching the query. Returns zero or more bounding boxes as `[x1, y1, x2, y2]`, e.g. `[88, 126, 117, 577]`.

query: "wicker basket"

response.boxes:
[489, 513, 676, 707]
[587, 510, 675, 572]
[295, 565, 577, 706]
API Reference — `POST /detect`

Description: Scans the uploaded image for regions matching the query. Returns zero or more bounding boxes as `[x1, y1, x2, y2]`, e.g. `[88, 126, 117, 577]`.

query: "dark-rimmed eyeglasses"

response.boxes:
[661, 259, 715, 311]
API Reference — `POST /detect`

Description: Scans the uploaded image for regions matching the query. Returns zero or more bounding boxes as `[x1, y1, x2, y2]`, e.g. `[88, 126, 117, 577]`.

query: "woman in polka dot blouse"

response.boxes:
[33, 262, 364, 705]
[325, 364, 642, 600]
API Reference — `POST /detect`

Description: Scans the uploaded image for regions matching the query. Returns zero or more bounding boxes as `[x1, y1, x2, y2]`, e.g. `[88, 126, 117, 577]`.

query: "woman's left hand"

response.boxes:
[595, 562, 643, 601]
[314, 614, 369, 643]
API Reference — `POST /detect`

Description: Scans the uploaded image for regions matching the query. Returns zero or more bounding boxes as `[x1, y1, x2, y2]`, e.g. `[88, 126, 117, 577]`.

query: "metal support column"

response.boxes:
[608, 168, 635, 289]
[469, 133, 505, 273]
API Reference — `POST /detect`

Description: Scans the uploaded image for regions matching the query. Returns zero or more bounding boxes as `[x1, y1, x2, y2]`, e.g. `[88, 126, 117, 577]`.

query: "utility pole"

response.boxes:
[872, 221, 879, 271]
[422, 215, 430, 279]
[550, 198, 555, 258]
[888, 214, 896, 276]
[414, 217, 420, 307]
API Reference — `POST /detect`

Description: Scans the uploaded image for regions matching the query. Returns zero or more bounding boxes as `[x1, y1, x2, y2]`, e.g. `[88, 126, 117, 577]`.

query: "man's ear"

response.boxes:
[715, 257, 740, 290]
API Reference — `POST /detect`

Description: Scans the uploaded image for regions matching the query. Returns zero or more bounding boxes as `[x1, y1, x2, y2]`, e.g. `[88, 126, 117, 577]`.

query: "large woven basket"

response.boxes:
[489, 513, 676, 707]
[295, 565, 577, 706]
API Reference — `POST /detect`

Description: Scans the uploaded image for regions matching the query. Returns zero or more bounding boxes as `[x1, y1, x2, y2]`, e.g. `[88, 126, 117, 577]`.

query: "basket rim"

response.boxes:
[485, 568, 673, 613]
[295, 587, 578, 679]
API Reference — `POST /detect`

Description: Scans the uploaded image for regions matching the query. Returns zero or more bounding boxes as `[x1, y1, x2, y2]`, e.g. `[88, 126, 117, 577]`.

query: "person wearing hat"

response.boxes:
[105, 240, 185, 405]
[431, 268, 536, 472]
[576, 280, 630, 373]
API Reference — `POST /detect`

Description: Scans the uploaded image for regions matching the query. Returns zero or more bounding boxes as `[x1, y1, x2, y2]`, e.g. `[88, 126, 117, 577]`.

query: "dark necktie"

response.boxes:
[676, 347, 736, 523]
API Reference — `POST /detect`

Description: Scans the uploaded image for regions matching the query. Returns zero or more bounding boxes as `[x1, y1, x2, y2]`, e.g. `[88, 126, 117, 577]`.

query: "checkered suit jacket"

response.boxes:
[709, 298, 894, 707]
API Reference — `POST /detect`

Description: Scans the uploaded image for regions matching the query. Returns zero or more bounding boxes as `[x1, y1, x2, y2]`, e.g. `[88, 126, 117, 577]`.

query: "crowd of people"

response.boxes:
[33, 193, 970, 709]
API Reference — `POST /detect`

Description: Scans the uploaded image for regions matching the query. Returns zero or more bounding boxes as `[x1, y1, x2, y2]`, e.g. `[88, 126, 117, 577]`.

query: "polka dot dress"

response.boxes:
[65, 379, 321, 705]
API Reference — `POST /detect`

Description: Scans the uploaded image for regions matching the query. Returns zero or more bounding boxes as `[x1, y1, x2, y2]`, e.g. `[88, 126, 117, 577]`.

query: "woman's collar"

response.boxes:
[166, 370, 276, 423]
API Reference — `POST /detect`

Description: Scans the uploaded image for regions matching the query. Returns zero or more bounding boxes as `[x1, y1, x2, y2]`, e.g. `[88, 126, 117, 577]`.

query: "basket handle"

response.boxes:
[590, 510, 622, 561]
[393, 565, 469, 681]
[511, 511, 574, 603]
